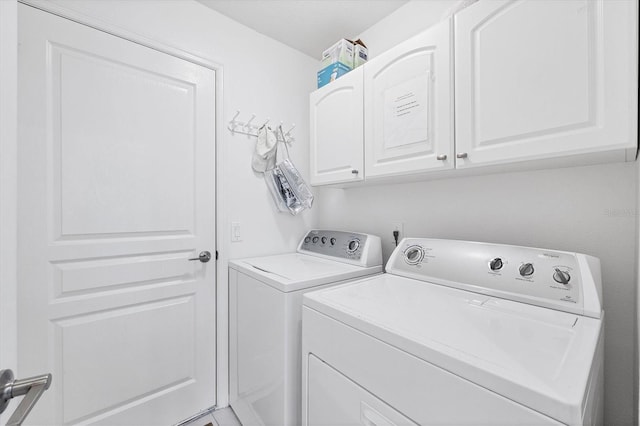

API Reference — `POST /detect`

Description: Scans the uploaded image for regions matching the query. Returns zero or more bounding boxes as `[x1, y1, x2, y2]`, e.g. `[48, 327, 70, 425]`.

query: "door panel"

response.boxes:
[56, 297, 195, 422]
[364, 19, 454, 179]
[18, 5, 216, 424]
[53, 43, 195, 237]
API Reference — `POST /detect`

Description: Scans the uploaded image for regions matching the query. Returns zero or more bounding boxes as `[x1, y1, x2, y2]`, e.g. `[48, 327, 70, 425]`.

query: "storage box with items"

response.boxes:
[317, 38, 367, 88]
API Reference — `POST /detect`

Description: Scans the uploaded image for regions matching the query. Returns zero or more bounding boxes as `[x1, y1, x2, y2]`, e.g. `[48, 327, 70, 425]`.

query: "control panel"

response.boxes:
[387, 238, 602, 318]
[298, 230, 382, 268]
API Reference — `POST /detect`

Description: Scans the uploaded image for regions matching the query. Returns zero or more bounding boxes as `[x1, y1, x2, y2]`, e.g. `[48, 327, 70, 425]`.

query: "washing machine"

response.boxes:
[228, 229, 382, 426]
[302, 238, 604, 426]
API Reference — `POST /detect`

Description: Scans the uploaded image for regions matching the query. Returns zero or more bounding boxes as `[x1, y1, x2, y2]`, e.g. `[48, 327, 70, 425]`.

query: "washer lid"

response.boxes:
[303, 274, 603, 425]
[229, 253, 382, 292]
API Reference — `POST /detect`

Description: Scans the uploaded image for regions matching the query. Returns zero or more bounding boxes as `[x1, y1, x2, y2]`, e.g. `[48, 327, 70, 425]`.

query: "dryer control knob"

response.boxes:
[347, 239, 360, 253]
[519, 263, 535, 277]
[553, 268, 571, 285]
[489, 258, 503, 271]
[404, 246, 424, 265]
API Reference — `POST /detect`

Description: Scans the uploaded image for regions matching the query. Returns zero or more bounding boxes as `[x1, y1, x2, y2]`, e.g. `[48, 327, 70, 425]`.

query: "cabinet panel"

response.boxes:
[364, 19, 454, 179]
[455, 0, 638, 168]
[309, 67, 364, 185]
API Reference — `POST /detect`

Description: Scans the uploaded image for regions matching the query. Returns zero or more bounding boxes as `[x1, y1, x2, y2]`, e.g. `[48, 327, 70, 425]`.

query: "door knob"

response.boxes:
[189, 251, 212, 263]
[1, 369, 52, 425]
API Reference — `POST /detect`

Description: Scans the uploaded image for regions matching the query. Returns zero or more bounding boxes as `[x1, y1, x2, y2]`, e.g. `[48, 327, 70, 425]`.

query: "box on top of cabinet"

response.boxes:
[318, 39, 368, 88]
[321, 39, 354, 69]
[353, 39, 368, 68]
[321, 38, 368, 69]
[317, 62, 351, 88]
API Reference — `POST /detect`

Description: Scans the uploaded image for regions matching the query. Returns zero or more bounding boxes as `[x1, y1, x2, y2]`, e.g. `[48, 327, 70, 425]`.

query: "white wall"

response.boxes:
[315, 1, 638, 425]
[0, 3, 18, 425]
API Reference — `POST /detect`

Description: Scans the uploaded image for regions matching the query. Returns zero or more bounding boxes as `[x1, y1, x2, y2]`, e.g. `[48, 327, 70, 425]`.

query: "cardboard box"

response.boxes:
[317, 62, 351, 88]
[316, 39, 367, 88]
[352, 39, 368, 68]
[321, 39, 355, 68]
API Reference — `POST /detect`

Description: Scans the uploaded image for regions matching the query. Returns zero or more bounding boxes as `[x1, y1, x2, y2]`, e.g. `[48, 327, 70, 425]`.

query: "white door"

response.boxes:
[17, 5, 216, 425]
[309, 67, 364, 186]
[364, 19, 454, 180]
[454, 0, 638, 168]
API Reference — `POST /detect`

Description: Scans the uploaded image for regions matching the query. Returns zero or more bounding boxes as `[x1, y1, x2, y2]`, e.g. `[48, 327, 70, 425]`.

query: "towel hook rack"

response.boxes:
[285, 124, 296, 135]
[245, 114, 256, 128]
[227, 110, 294, 144]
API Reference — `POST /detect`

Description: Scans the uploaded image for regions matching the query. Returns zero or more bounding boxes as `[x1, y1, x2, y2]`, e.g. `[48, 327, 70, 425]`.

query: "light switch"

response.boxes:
[231, 222, 242, 242]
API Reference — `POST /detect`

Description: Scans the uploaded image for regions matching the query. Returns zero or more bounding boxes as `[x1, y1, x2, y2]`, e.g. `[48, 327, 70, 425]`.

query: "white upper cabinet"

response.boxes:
[454, 0, 638, 169]
[310, 67, 364, 185]
[309, 0, 637, 186]
[364, 19, 454, 179]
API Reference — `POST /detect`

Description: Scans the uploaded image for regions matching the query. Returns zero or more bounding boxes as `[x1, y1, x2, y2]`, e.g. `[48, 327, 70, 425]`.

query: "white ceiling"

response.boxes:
[196, 0, 409, 59]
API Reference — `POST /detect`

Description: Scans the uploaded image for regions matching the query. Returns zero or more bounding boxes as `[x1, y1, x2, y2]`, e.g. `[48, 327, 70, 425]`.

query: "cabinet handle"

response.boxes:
[351, 170, 359, 174]
[456, 152, 468, 159]
[436, 154, 447, 161]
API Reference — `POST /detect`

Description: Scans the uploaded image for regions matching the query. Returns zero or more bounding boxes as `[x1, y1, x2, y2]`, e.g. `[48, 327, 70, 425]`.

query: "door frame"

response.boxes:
[0, 0, 18, 404]
[5, 0, 229, 411]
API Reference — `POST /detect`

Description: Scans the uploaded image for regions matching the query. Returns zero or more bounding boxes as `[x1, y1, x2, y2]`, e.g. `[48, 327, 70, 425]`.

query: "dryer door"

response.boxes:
[307, 355, 417, 426]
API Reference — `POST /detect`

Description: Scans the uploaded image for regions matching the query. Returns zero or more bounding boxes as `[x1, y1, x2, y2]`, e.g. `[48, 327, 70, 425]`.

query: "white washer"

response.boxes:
[228, 230, 382, 426]
[302, 238, 604, 426]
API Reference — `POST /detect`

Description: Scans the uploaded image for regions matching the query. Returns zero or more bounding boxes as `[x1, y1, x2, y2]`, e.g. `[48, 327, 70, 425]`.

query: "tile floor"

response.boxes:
[181, 407, 241, 426]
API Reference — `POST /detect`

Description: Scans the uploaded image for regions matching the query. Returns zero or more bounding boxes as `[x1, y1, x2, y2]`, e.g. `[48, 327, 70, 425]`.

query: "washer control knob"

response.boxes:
[489, 258, 503, 271]
[330, 237, 336, 246]
[347, 239, 360, 252]
[304, 237, 311, 243]
[519, 263, 535, 277]
[312, 236, 319, 243]
[553, 268, 571, 285]
[321, 236, 327, 244]
[404, 245, 424, 265]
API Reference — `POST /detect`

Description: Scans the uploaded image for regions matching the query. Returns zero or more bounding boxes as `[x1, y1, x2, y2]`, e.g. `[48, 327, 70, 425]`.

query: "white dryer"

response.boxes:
[229, 230, 382, 426]
[302, 238, 604, 426]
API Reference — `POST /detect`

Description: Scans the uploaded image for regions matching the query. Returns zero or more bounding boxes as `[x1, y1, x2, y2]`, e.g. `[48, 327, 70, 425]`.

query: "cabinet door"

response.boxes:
[455, 0, 638, 169]
[309, 67, 364, 185]
[364, 19, 454, 179]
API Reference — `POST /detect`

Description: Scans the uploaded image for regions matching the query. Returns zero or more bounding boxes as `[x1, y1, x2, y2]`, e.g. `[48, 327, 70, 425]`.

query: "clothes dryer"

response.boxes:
[302, 238, 604, 426]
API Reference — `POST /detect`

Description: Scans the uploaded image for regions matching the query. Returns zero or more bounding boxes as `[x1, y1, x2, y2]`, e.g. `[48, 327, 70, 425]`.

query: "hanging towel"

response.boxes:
[252, 125, 278, 172]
